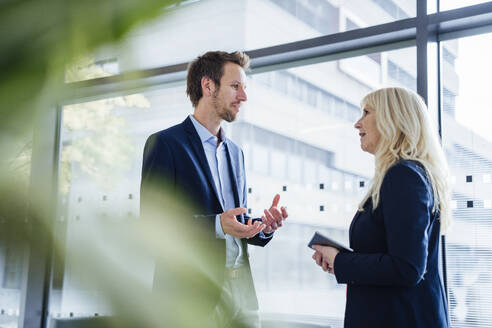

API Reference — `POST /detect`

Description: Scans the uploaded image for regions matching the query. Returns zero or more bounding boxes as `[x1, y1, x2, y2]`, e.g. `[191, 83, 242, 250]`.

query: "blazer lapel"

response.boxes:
[348, 210, 362, 249]
[224, 141, 241, 208]
[183, 117, 223, 211]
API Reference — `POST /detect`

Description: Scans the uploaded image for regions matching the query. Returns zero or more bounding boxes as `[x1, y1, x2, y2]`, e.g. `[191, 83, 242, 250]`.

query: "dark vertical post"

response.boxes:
[417, 0, 428, 104]
[437, 38, 450, 308]
[434, 0, 449, 306]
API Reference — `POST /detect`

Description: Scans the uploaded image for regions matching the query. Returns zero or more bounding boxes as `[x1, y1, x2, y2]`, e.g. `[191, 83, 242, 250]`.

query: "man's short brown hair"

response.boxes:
[186, 51, 250, 107]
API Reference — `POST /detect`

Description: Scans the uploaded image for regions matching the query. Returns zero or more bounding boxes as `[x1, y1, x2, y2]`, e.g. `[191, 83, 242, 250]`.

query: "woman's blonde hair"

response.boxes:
[359, 87, 451, 233]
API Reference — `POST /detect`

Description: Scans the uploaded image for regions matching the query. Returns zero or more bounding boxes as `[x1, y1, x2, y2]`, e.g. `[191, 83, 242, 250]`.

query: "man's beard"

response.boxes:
[212, 91, 237, 123]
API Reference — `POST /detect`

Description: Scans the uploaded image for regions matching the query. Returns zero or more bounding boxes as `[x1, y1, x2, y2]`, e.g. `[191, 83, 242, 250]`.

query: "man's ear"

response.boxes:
[201, 77, 216, 97]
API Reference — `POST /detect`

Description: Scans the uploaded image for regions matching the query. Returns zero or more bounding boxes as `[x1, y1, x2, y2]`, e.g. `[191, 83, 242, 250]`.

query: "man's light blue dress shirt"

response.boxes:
[190, 115, 246, 268]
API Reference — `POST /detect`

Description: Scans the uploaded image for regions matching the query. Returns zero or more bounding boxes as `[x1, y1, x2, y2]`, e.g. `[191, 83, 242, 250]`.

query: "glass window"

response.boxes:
[245, 46, 416, 325]
[441, 33, 492, 328]
[53, 45, 415, 326]
[82, 0, 416, 74]
[50, 86, 191, 320]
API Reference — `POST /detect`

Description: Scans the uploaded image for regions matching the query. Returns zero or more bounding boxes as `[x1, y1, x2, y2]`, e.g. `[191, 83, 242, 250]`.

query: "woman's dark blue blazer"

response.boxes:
[334, 160, 449, 328]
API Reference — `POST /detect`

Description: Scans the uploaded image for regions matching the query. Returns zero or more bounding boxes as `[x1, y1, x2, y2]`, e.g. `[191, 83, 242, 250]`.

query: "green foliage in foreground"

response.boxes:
[0, 1, 248, 327]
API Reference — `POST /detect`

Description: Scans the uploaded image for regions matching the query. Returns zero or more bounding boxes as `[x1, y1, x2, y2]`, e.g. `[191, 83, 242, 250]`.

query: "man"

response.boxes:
[140, 51, 288, 327]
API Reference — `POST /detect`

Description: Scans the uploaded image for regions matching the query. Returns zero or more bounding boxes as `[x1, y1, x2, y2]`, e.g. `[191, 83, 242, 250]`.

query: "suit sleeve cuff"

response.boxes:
[334, 252, 354, 284]
[215, 214, 226, 239]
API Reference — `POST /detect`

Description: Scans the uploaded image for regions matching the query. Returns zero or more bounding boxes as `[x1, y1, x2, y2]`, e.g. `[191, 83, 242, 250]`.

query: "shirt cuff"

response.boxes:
[215, 214, 226, 239]
[259, 231, 273, 239]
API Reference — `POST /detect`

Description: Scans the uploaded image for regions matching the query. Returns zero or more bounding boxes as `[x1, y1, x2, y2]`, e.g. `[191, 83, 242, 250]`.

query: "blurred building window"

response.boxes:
[372, 0, 410, 19]
[443, 47, 457, 67]
[440, 0, 491, 11]
[269, 0, 339, 35]
[387, 59, 416, 91]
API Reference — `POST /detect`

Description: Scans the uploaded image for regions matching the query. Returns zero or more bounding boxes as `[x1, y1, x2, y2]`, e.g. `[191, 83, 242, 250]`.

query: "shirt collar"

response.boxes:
[189, 114, 226, 145]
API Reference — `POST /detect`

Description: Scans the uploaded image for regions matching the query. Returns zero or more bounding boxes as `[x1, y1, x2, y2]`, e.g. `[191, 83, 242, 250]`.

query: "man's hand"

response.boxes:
[312, 245, 339, 274]
[261, 194, 288, 234]
[220, 207, 265, 238]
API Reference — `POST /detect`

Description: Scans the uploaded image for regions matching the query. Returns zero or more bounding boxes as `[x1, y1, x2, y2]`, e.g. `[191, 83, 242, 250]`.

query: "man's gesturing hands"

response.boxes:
[219, 194, 288, 239]
[262, 194, 288, 234]
[220, 207, 265, 238]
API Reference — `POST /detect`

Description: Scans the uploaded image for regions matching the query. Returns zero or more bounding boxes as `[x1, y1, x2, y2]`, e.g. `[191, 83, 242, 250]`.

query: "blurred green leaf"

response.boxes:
[0, 0, 179, 140]
[0, 1, 250, 327]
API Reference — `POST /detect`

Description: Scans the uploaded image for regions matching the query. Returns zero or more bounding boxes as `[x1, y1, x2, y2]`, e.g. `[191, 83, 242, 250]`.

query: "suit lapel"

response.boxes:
[224, 141, 241, 208]
[183, 117, 223, 211]
[348, 210, 362, 249]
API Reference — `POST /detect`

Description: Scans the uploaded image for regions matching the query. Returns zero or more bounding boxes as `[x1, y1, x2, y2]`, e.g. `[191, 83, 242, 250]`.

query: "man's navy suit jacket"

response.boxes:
[140, 116, 271, 283]
[334, 160, 449, 328]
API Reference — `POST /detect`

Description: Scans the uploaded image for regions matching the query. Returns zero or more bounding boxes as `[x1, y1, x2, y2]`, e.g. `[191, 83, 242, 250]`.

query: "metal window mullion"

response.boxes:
[416, 0, 429, 103]
[428, 0, 450, 308]
[432, 1, 492, 41]
[436, 37, 449, 305]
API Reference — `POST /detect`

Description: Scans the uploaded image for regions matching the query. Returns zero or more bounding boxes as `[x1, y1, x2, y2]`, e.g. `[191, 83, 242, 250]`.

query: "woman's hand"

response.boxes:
[312, 245, 340, 274]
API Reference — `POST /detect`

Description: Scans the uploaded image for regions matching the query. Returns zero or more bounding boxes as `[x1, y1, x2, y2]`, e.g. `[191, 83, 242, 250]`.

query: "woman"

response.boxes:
[312, 87, 451, 328]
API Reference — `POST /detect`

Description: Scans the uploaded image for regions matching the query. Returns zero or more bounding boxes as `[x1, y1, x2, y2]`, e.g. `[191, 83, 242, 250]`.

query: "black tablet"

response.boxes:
[308, 231, 353, 253]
